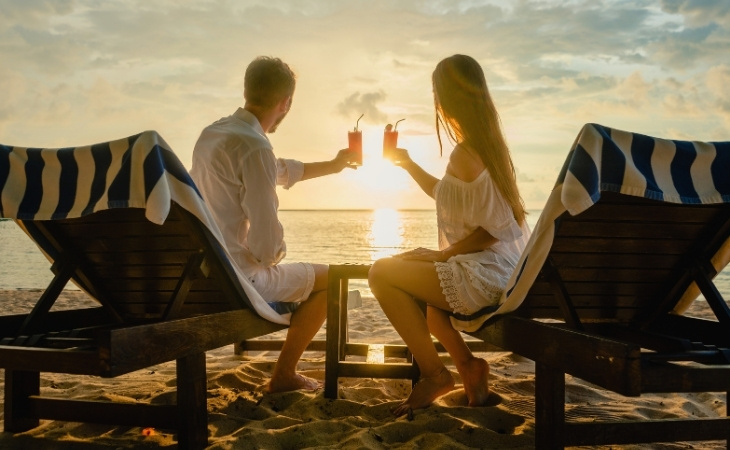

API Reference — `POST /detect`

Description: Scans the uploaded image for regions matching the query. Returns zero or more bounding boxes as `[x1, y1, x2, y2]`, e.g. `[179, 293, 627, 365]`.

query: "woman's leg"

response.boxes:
[368, 257, 457, 414]
[426, 306, 490, 406]
[267, 264, 329, 393]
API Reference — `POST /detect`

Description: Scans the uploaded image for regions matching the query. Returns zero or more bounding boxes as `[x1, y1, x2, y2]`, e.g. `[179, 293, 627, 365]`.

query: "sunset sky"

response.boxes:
[1, 0, 728, 210]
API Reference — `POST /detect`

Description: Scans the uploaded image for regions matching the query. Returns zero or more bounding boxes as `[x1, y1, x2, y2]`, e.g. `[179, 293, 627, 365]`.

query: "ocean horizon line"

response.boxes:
[279, 208, 544, 212]
[1, 208, 545, 215]
[279, 208, 436, 212]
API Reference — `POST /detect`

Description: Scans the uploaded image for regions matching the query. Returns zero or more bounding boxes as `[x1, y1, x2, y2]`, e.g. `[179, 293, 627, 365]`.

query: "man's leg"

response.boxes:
[267, 264, 328, 393]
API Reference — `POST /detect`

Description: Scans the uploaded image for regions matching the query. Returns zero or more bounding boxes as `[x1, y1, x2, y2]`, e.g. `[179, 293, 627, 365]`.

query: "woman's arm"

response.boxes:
[396, 226, 497, 262]
[392, 148, 439, 198]
[441, 226, 497, 258]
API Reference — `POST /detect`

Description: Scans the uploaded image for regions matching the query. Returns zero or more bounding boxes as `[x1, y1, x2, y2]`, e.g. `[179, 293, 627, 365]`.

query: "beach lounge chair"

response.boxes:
[458, 123, 730, 448]
[0, 131, 286, 449]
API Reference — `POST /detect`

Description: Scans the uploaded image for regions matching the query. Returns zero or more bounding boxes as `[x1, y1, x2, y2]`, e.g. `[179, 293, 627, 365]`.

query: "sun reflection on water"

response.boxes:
[368, 208, 404, 262]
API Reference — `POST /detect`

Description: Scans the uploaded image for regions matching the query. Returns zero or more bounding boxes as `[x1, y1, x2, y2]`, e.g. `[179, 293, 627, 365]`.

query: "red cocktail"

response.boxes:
[383, 119, 404, 160]
[349, 114, 364, 166]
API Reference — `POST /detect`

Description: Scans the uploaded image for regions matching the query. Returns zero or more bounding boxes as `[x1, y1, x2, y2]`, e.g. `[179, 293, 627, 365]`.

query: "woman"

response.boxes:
[368, 54, 531, 416]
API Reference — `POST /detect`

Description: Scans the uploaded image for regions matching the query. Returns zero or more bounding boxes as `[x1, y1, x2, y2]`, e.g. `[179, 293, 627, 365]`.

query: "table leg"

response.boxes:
[338, 278, 349, 361]
[324, 267, 342, 399]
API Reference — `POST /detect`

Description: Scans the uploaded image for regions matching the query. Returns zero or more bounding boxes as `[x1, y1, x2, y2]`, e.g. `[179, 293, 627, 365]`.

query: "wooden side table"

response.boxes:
[324, 264, 419, 399]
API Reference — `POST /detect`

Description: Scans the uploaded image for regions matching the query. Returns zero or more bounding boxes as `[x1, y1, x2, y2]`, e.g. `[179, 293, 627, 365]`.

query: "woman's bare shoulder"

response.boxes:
[446, 144, 485, 182]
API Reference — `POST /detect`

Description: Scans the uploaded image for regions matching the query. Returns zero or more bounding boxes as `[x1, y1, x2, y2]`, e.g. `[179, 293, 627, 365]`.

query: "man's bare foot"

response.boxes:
[462, 357, 490, 406]
[392, 368, 455, 417]
[266, 373, 321, 394]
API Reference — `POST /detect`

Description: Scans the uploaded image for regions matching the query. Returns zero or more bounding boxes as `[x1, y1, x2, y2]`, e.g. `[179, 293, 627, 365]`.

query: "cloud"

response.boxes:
[337, 91, 388, 125]
[0, 0, 76, 28]
[706, 65, 730, 124]
[0, 69, 27, 122]
[1, 0, 728, 208]
[660, 0, 730, 27]
[517, 171, 535, 183]
[615, 72, 652, 107]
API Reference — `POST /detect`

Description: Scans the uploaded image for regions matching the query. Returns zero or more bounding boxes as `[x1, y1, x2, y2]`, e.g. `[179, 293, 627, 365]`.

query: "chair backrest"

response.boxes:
[517, 191, 730, 327]
[18, 202, 255, 323]
[2, 131, 261, 324]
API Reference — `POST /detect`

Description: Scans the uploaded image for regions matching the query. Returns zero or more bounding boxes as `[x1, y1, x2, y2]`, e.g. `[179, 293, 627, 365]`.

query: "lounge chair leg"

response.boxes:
[176, 353, 208, 450]
[4, 369, 40, 432]
[534, 362, 565, 450]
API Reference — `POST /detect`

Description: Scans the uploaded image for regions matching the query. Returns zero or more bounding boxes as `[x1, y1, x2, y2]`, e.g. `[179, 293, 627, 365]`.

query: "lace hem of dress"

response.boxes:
[434, 262, 468, 314]
[464, 264, 504, 305]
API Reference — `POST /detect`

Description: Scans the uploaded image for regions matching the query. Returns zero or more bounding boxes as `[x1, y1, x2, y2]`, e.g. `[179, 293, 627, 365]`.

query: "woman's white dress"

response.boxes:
[433, 169, 531, 315]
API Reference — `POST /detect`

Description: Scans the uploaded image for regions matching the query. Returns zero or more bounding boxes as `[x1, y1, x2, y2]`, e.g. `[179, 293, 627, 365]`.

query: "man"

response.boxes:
[190, 56, 354, 393]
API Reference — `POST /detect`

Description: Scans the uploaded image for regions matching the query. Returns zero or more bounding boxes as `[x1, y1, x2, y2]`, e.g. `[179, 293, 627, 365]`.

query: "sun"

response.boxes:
[353, 158, 411, 192]
[349, 132, 412, 193]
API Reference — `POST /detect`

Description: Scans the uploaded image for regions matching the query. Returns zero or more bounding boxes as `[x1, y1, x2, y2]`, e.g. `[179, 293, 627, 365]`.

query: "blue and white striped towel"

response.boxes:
[0, 130, 292, 325]
[451, 123, 730, 332]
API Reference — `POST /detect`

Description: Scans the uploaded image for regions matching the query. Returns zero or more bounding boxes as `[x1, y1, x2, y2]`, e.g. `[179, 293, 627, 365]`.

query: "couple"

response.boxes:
[190, 54, 531, 416]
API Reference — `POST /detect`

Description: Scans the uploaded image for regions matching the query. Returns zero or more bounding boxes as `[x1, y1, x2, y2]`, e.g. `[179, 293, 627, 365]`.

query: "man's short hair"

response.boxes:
[244, 56, 296, 109]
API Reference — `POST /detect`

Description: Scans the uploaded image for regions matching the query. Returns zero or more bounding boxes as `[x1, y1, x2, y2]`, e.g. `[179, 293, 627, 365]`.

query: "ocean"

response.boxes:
[0, 209, 538, 293]
[1, 209, 728, 306]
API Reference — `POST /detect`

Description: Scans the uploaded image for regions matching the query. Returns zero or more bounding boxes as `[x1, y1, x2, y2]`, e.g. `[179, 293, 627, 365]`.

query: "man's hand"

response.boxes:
[334, 148, 359, 171]
[393, 247, 448, 262]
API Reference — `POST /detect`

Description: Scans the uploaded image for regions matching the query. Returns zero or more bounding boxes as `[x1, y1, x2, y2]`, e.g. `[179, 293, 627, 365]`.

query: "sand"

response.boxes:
[0, 289, 726, 449]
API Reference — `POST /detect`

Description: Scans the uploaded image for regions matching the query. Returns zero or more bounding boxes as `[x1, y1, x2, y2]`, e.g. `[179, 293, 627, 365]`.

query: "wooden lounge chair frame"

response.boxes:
[468, 191, 730, 448]
[1, 203, 285, 449]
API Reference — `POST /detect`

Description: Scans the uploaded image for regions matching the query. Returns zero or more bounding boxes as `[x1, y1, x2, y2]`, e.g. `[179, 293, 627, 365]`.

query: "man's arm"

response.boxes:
[300, 149, 356, 181]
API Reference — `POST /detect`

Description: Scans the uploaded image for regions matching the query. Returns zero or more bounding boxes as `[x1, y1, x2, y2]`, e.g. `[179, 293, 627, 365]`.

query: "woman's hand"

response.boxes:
[389, 148, 415, 169]
[386, 148, 439, 198]
[394, 247, 448, 262]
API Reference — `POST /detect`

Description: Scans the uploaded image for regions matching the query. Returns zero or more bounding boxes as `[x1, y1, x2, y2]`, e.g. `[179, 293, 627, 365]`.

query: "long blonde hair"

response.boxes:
[433, 54, 526, 225]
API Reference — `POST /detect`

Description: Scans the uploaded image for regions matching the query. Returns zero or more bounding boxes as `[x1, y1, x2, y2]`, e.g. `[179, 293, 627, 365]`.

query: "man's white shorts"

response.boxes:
[248, 262, 316, 304]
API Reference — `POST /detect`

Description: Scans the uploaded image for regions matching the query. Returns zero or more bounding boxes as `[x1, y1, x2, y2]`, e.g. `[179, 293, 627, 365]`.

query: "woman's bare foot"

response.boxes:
[462, 357, 490, 406]
[266, 373, 321, 394]
[392, 368, 455, 417]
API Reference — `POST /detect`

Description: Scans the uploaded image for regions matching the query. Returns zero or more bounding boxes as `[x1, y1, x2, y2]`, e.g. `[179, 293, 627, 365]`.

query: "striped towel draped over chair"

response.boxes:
[0, 130, 292, 325]
[453, 123, 730, 332]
